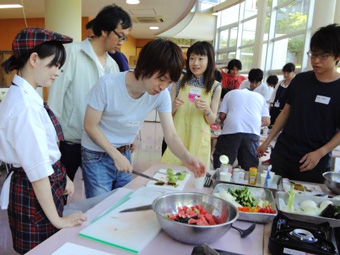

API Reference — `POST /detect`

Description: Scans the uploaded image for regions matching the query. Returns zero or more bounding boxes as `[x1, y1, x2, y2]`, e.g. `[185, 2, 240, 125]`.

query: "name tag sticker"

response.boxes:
[315, 95, 330, 105]
[127, 121, 140, 127]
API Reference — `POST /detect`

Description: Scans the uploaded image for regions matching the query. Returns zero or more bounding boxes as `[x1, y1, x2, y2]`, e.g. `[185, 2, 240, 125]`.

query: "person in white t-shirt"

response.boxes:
[212, 88, 270, 171]
[239, 68, 272, 102]
[81, 39, 206, 198]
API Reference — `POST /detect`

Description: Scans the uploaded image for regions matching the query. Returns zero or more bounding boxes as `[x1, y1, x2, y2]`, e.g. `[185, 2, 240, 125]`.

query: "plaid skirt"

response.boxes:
[8, 160, 66, 254]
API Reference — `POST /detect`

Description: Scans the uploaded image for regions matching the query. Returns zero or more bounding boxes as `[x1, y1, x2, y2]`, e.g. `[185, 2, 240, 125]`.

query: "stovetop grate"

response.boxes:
[269, 214, 339, 255]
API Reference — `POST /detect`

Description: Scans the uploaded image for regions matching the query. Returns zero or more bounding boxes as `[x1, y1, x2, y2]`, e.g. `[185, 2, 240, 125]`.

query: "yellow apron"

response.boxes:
[161, 82, 218, 168]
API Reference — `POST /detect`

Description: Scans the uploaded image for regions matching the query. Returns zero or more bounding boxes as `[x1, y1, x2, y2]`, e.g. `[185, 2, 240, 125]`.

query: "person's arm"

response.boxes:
[196, 85, 222, 125]
[64, 175, 74, 195]
[257, 103, 291, 157]
[300, 130, 340, 171]
[159, 112, 206, 177]
[83, 106, 132, 172]
[219, 112, 227, 123]
[170, 83, 184, 115]
[32, 177, 86, 229]
[261, 117, 270, 127]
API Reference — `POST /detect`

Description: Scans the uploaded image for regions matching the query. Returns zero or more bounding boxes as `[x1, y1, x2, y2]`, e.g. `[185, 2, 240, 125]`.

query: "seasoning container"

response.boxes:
[248, 167, 257, 185]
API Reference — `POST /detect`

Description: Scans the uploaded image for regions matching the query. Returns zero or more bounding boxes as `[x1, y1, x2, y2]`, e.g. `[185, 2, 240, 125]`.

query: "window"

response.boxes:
[214, 0, 312, 74]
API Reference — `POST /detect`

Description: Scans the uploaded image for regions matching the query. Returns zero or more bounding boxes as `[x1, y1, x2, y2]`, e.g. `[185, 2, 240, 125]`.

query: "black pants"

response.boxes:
[59, 141, 81, 181]
[270, 149, 330, 184]
[213, 133, 259, 171]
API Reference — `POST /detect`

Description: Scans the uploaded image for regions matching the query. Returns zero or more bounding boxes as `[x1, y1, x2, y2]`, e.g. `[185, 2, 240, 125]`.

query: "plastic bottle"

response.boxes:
[248, 167, 257, 185]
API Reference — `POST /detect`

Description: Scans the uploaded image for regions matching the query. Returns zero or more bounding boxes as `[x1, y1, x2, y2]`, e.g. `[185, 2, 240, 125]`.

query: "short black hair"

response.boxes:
[134, 39, 185, 82]
[248, 68, 263, 83]
[310, 23, 340, 65]
[92, 5, 132, 36]
[86, 19, 95, 30]
[282, 62, 295, 73]
[266, 75, 278, 86]
[227, 59, 242, 73]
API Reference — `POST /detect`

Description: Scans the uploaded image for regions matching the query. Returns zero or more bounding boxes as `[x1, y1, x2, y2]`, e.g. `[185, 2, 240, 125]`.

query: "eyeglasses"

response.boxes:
[306, 51, 332, 60]
[112, 30, 127, 42]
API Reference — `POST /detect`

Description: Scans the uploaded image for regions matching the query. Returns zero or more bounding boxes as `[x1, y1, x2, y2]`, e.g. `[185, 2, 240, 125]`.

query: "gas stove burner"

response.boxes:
[289, 228, 318, 243]
[269, 214, 340, 255]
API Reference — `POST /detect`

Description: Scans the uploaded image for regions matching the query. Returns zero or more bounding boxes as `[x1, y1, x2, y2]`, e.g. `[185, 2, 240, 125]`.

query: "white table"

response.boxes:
[27, 164, 272, 255]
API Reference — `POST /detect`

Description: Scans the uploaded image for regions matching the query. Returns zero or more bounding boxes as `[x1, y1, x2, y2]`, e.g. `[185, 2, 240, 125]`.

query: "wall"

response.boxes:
[0, 17, 153, 71]
[0, 18, 45, 51]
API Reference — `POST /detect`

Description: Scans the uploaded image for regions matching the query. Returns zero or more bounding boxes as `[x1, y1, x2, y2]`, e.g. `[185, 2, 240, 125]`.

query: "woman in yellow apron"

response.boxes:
[162, 41, 221, 168]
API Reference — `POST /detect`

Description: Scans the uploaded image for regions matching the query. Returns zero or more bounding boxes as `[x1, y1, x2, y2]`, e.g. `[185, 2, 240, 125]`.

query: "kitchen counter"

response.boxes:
[26, 164, 331, 255]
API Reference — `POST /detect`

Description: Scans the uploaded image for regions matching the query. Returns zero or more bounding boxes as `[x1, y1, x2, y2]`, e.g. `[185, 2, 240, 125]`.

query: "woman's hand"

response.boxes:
[173, 97, 185, 110]
[54, 212, 87, 229]
[194, 96, 209, 113]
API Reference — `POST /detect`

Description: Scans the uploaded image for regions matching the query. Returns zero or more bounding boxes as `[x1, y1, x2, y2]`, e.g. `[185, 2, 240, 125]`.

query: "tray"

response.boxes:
[213, 183, 277, 223]
[212, 168, 283, 194]
[282, 180, 324, 195]
[276, 191, 340, 227]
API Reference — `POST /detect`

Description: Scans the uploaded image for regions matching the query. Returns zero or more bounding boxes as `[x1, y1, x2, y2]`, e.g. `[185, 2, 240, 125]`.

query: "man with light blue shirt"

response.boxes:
[48, 5, 132, 182]
[81, 39, 206, 198]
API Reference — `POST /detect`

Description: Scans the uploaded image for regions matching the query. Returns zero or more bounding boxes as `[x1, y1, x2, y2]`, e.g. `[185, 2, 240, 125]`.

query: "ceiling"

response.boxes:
[0, 0, 197, 39]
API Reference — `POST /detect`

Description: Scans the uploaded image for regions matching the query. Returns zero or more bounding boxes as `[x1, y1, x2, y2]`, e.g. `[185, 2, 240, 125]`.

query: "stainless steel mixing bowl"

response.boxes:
[152, 192, 238, 244]
[323, 171, 340, 195]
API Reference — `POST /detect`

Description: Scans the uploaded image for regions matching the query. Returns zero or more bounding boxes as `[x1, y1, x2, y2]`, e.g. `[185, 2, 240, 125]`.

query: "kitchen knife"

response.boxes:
[119, 204, 152, 213]
[132, 170, 160, 182]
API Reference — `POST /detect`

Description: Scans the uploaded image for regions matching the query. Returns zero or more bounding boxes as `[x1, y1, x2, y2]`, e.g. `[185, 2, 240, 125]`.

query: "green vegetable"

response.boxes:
[166, 168, 174, 176]
[228, 187, 256, 207]
[286, 184, 296, 212]
[194, 208, 199, 214]
[177, 172, 186, 180]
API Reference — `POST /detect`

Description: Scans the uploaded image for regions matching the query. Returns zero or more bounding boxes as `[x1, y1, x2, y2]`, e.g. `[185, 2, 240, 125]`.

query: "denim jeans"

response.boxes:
[81, 146, 132, 198]
[213, 133, 259, 171]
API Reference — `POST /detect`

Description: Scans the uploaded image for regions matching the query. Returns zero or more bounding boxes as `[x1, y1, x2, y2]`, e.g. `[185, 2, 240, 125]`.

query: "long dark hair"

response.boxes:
[180, 41, 215, 93]
[2, 41, 66, 74]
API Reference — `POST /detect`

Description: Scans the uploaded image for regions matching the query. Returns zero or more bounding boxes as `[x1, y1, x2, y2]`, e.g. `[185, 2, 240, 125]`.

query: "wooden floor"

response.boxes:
[0, 122, 164, 255]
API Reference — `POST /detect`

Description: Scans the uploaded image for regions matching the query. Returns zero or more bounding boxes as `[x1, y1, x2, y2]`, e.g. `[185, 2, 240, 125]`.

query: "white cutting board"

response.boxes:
[79, 187, 166, 253]
[52, 242, 115, 255]
[146, 168, 191, 191]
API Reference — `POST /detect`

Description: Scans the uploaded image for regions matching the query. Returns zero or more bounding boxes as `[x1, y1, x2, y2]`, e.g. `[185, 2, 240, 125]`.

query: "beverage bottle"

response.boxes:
[248, 167, 257, 185]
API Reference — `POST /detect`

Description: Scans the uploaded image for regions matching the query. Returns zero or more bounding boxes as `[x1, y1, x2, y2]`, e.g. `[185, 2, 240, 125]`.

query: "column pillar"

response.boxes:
[334, 0, 340, 24]
[43, 0, 81, 100]
[45, 0, 81, 41]
[310, 0, 336, 34]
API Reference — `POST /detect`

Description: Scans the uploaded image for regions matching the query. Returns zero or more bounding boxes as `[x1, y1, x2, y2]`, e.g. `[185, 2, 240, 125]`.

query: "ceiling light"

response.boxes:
[149, 26, 159, 30]
[0, 4, 22, 9]
[126, 0, 140, 4]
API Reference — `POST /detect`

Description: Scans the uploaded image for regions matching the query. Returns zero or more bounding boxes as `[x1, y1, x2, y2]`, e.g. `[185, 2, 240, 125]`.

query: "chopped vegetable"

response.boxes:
[285, 184, 296, 212]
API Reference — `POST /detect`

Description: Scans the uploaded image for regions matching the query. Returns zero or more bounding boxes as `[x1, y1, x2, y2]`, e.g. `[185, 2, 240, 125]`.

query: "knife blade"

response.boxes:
[119, 204, 152, 213]
[132, 170, 160, 181]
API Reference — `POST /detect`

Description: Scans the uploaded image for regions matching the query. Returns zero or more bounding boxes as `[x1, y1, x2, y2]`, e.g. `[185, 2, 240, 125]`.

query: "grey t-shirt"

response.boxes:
[81, 72, 171, 152]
